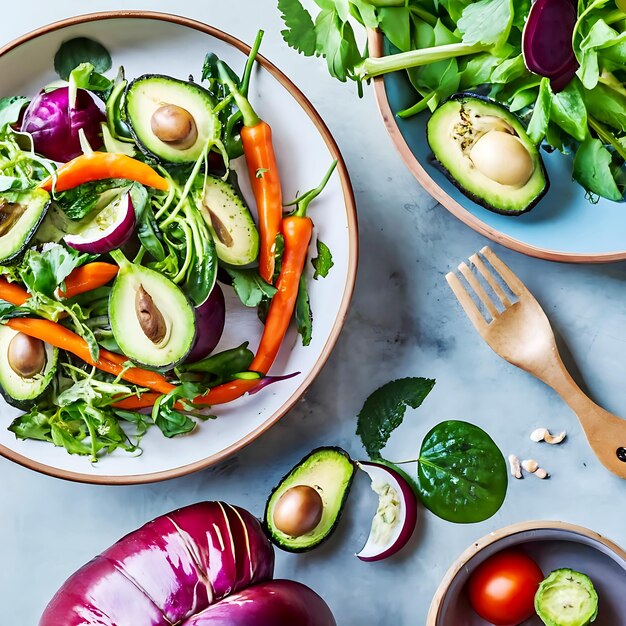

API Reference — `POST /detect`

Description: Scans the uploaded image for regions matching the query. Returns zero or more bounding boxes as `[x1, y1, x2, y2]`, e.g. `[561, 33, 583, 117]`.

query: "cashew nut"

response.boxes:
[530, 428, 566, 445]
[508, 454, 523, 479]
[522, 459, 539, 473]
[534, 468, 550, 479]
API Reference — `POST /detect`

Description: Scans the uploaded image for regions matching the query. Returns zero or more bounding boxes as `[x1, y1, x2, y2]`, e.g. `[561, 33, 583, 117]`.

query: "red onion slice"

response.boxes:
[64, 191, 135, 254]
[356, 460, 419, 562]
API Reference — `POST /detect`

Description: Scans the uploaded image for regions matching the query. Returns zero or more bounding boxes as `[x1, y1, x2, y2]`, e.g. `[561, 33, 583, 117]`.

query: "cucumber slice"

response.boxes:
[535, 569, 598, 626]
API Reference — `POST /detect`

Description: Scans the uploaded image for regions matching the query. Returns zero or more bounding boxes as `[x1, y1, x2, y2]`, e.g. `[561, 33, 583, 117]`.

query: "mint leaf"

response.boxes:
[311, 239, 334, 279]
[278, 0, 318, 56]
[356, 377, 436, 458]
[295, 275, 312, 346]
[226, 267, 277, 307]
[458, 0, 513, 49]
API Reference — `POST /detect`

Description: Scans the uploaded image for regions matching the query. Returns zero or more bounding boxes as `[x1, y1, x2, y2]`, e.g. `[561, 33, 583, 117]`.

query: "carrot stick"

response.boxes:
[0, 278, 29, 306]
[58, 263, 119, 299]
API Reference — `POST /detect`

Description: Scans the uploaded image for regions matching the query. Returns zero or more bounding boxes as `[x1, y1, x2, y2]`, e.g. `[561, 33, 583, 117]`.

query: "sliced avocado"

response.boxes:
[195, 175, 259, 265]
[535, 569, 599, 626]
[264, 447, 355, 552]
[108, 252, 196, 371]
[0, 326, 58, 410]
[427, 93, 549, 215]
[125, 75, 219, 163]
[0, 189, 50, 263]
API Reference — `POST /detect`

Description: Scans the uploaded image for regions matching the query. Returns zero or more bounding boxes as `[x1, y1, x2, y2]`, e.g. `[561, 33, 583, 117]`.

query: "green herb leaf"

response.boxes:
[69, 62, 112, 93]
[573, 136, 623, 201]
[152, 383, 212, 438]
[417, 420, 507, 523]
[278, 0, 318, 56]
[295, 275, 312, 346]
[315, 9, 364, 82]
[0, 96, 29, 130]
[550, 79, 588, 143]
[178, 343, 254, 385]
[311, 239, 334, 279]
[54, 37, 112, 81]
[356, 377, 436, 458]
[457, 0, 513, 50]
[56, 179, 126, 221]
[527, 77, 551, 144]
[226, 267, 277, 307]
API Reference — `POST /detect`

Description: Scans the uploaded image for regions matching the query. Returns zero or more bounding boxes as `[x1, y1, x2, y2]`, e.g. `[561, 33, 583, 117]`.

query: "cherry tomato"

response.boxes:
[468, 550, 544, 626]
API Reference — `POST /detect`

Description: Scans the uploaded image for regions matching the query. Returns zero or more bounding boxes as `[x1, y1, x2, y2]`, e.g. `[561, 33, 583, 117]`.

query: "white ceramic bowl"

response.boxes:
[0, 12, 358, 484]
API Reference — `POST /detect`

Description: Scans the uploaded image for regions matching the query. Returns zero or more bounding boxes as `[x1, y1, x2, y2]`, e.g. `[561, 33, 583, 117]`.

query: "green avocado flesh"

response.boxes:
[427, 94, 548, 215]
[196, 176, 259, 266]
[264, 447, 355, 552]
[535, 569, 599, 626]
[0, 189, 50, 263]
[0, 326, 58, 410]
[109, 261, 196, 370]
[126, 75, 218, 163]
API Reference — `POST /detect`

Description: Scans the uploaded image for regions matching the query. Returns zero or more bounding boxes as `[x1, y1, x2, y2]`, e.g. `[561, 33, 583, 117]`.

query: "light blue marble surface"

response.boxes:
[2, 2, 626, 624]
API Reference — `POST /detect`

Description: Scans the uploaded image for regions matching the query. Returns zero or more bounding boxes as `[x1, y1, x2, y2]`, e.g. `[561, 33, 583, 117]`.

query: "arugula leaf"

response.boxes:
[278, 0, 318, 56]
[226, 267, 277, 307]
[54, 37, 112, 81]
[356, 377, 436, 458]
[417, 420, 508, 523]
[527, 77, 551, 144]
[312, 239, 334, 279]
[0, 96, 29, 130]
[457, 0, 514, 50]
[573, 136, 623, 201]
[152, 383, 213, 438]
[295, 276, 312, 346]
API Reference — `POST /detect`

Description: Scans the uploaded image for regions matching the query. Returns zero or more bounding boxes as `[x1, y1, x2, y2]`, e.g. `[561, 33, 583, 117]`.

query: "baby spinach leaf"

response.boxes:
[179, 343, 254, 385]
[527, 77, 552, 144]
[417, 420, 507, 523]
[378, 6, 413, 52]
[573, 137, 623, 201]
[550, 79, 588, 142]
[356, 377, 436, 459]
[295, 275, 312, 346]
[226, 267, 277, 307]
[54, 37, 112, 81]
[315, 9, 363, 82]
[457, 0, 513, 50]
[278, 0, 318, 56]
[312, 239, 334, 279]
[584, 82, 626, 132]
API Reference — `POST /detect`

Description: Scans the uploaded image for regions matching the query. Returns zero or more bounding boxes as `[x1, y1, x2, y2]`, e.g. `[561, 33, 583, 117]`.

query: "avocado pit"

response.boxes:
[273, 485, 324, 537]
[8, 333, 46, 378]
[0, 200, 27, 237]
[135, 284, 167, 344]
[150, 104, 198, 150]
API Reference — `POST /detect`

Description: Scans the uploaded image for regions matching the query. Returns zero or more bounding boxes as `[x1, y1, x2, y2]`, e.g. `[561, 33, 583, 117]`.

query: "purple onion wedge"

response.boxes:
[64, 191, 135, 254]
[522, 0, 579, 92]
[356, 460, 419, 562]
[21, 87, 105, 162]
[186, 284, 226, 363]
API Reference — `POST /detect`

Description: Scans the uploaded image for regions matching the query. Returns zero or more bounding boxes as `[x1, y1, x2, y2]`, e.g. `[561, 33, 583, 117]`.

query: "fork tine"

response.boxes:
[446, 272, 488, 333]
[481, 246, 527, 296]
[457, 262, 499, 319]
[470, 253, 512, 308]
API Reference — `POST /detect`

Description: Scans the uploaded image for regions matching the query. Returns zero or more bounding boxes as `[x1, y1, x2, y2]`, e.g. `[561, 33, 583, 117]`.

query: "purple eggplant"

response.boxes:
[39, 502, 335, 626]
[186, 285, 226, 364]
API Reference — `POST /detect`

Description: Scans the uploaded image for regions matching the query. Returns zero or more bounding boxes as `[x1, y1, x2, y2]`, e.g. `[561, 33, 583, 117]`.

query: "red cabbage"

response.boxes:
[21, 87, 105, 162]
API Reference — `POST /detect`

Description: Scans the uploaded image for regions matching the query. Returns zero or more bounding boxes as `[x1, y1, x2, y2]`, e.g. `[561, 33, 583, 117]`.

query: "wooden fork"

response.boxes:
[446, 246, 626, 479]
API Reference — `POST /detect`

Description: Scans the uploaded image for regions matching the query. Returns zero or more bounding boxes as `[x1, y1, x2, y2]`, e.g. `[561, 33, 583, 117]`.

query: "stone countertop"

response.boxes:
[2, 1, 626, 623]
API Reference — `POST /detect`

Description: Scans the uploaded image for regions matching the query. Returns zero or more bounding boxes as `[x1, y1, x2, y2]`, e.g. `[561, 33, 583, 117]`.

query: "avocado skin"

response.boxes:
[427, 92, 550, 216]
[124, 74, 215, 164]
[263, 446, 356, 553]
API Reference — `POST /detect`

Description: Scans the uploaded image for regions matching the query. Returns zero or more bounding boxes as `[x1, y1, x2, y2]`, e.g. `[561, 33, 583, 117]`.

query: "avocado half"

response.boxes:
[109, 260, 196, 371]
[0, 326, 58, 410]
[427, 93, 549, 215]
[0, 189, 50, 264]
[264, 447, 356, 553]
[125, 75, 219, 163]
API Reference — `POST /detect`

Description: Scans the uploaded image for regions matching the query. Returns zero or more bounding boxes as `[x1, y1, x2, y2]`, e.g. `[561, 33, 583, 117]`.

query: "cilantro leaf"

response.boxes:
[311, 239, 334, 279]
[226, 267, 277, 307]
[278, 0, 318, 56]
[356, 377, 436, 458]
[295, 275, 312, 346]
[457, 0, 513, 50]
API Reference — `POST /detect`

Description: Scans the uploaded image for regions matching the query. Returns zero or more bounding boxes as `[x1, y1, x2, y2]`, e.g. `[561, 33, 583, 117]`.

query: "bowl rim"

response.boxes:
[426, 519, 626, 625]
[368, 30, 626, 264]
[0, 10, 359, 485]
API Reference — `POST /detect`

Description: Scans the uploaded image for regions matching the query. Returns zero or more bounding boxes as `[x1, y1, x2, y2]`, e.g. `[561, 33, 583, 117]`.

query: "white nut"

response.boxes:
[530, 428, 549, 442]
[522, 459, 539, 473]
[534, 468, 550, 479]
[508, 454, 523, 479]
[545, 431, 566, 445]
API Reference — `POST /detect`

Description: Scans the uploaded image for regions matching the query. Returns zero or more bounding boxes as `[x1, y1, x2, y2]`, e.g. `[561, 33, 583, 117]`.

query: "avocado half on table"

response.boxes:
[427, 93, 549, 215]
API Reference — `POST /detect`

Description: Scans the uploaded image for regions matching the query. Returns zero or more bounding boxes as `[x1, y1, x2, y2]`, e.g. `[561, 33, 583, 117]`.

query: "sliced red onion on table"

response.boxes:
[21, 87, 105, 162]
[522, 0, 579, 92]
[356, 460, 419, 562]
[64, 191, 135, 254]
[186, 284, 226, 363]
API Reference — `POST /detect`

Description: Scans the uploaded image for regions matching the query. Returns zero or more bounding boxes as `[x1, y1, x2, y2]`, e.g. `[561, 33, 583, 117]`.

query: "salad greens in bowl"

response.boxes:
[0, 13, 357, 482]
[278, 0, 626, 261]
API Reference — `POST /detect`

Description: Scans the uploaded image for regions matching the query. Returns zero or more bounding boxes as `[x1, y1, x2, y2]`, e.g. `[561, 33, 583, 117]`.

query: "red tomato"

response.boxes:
[468, 550, 544, 626]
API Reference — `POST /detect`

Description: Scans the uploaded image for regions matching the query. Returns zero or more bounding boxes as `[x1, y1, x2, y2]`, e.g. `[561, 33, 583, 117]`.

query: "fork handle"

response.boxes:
[543, 356, 626, 478]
